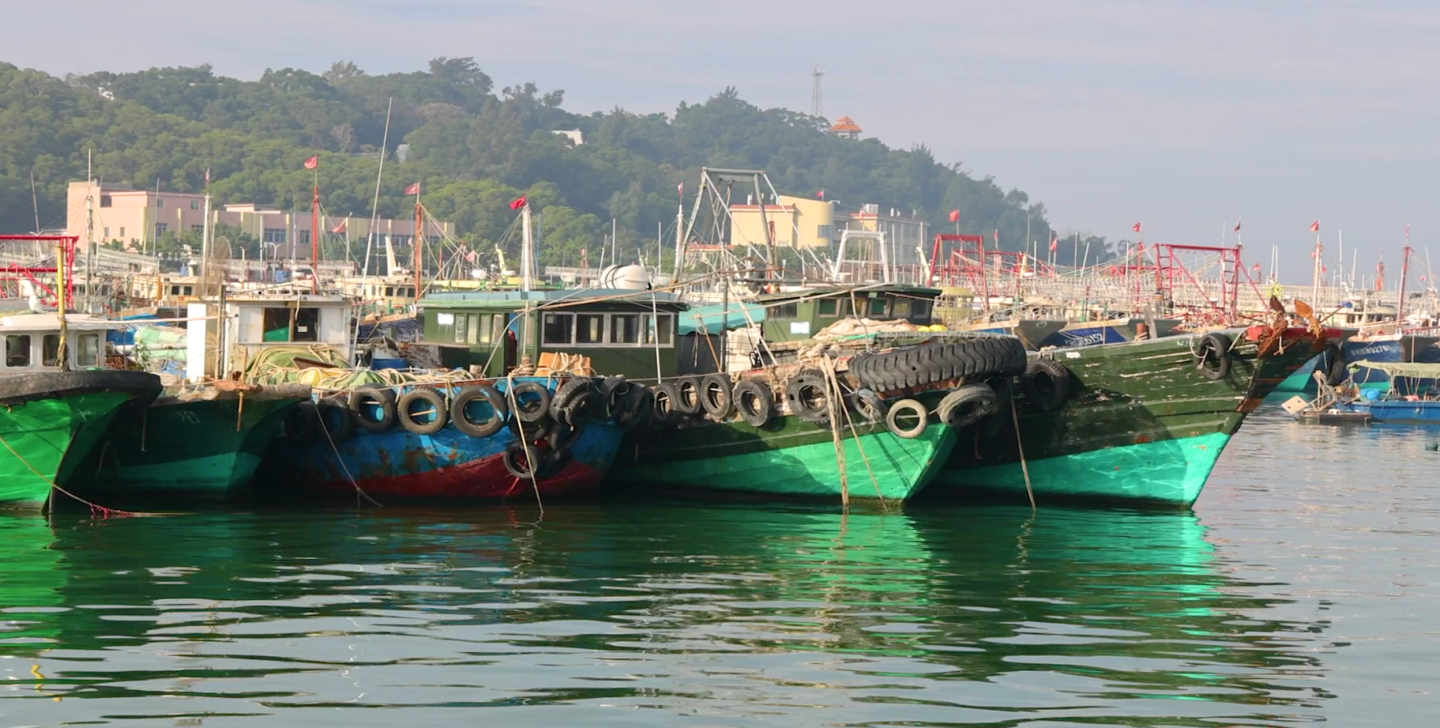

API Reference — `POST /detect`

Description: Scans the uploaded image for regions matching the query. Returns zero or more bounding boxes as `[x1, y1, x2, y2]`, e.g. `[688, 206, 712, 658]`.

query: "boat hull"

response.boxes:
[612, 412, 956, 502]
[0, 371, 162, 509]
[72, 386, 309, 500]
[1338, 400, 1440, 424]
[930, 327, 1328, 507]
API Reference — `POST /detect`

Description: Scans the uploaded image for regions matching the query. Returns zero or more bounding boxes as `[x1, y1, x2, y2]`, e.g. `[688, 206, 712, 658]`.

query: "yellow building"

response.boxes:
[727, 195, 835, 249]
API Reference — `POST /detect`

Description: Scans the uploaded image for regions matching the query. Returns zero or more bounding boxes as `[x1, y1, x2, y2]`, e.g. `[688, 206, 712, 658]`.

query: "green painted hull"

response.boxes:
[933, 328, 1326, 507]
[613, 413, 956, 502]
[0, 390, 140, 509]
[73, 391, 305, 500]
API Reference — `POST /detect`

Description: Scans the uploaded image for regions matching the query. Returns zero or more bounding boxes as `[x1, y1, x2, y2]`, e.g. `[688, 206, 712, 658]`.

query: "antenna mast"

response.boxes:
[810, 65, 824, 118]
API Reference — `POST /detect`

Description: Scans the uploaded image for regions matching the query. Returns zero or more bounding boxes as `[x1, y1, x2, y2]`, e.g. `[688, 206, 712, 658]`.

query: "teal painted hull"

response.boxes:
[615, 420, 956, 502]
[933, 431, 1230, 506]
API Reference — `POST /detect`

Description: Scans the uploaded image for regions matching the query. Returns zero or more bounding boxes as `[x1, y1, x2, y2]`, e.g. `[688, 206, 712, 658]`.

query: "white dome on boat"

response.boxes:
[599, 264, 651, 290]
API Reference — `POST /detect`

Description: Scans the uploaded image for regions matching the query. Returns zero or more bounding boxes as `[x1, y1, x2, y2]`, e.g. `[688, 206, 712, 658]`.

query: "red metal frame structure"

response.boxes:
[0, 235, 77, 310]
[1150, 243, 1265, 323]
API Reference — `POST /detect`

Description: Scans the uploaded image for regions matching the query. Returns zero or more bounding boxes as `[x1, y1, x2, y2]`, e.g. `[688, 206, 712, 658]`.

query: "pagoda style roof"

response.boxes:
[829, 116, 862, 133]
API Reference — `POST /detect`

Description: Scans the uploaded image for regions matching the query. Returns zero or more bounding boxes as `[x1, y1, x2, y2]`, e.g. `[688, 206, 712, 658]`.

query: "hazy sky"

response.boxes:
[11, 0, 1440, 283]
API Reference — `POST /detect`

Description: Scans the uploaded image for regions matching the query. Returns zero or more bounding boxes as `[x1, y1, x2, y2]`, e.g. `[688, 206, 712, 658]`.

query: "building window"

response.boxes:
[190, 200, 199, 210]
[119, 227, 125, 237]
[103, 227, 109, 238]
[100, 195, 112, 208]
[5, 335, 30, 368]
[643, 314, 674, 346]
[77, 333, 100, 366]
[818, 298, 838, 316]
[816, 224, 833, 242]
[772, 303, 798, 319]
[42, 335, 61, 367]
[576, 314, 605, 344]
[183, 286, 193, 296]
[154, 223, 168, 238]
[542, 313, 575, 345]
[191, 224, 204, 233]
[170, 286, 181, 295]
[263, 228, 287, 243]
[298, 230, 311, 246]
[609, 314, 641, 344]
[384, 286, 395, 297]
[156, 198, 165, 208]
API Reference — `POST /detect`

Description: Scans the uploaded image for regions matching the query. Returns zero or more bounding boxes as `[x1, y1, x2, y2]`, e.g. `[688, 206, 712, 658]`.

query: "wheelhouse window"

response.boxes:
[910, 300, 931, 321]
[455, 313, 471, 344]
[542, 313, 575, 345]
[42, 335, 60, 367]
[818, 298, 838, 316]
[5, 335, 30, 367]
[869, 297, 889, 317]
[892, 299, 912, 317]
[772, 303, 798, 319]
[609, 314, 641, 344]
[77, 334, 101, 367]
[261, 307, 322, 342]
[576, 314, 605, 344]
[293, 307, 319, 342]
[643, 314, 674, 346]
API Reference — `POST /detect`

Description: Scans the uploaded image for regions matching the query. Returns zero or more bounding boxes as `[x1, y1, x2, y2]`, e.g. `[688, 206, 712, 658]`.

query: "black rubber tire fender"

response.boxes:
[651, 382, 684, 429]
[937, 383, 999, 429]
[854, 388, 886, 422]
[503, 442, 540, 479]
[786, 368, 832, 425]
[315, 399, 354, 443]
[885, 398, 929, 439]
[509, 381, 552, 423]
[601, 376, 633, 421]
[535, 448, 573, 479]
[349, 385, 398, 433]
[1323, 342, 1347, 386]
[732, 379, 775, 427]
[673, 376, 705, 416]
[1019, 358, 1073, 412]
[1194, 333, 1232, 381]
[449, 385, 508, 438]
[553, 377, 598, 425]
[546, 418, 587, 452]
[397, 388, 448, 436]
[698, 373, 734, 419]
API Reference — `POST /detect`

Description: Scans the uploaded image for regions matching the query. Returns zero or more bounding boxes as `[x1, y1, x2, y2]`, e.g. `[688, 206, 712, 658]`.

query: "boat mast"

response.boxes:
[1398, 244, 1413, 328]
[520, 202, 534, 292]
[413, 187, 423, 304]
[311, 162, 320, 293]
[84, 151, 94, 312]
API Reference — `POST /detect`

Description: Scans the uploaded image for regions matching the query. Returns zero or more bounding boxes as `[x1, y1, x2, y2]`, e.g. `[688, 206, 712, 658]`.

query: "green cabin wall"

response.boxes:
[761, 289, 940, 343]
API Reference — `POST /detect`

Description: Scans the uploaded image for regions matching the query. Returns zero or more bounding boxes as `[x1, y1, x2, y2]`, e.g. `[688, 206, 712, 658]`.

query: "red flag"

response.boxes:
[816, 189, 825, 200]
[1251, 263, 1261, 273]
[1048, 232, 1058, 252]
[509, 197, 527, 210]
[404, 182, 420, 196]
[204, 168, 210, 184]
[1132, 222, 1142, 233]
[678, 182, 684, 198]
[329, 221, 346, 234]
[1234, 220, 1242, 233]
[303, 155, 318, 170]
[948, 209, 960, 223]
[1310, 221, 1320, 233]
[992, 229, 998, 243]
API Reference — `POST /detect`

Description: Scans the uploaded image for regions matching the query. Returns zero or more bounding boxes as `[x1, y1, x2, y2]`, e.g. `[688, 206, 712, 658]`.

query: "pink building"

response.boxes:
[65, 181, 452, 258]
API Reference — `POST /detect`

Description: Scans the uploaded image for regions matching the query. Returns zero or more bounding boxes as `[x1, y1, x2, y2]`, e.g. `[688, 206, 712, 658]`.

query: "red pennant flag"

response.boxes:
[816, 189, 825, 200]
[1132, 222, 1142, 233]
[329, 221, 346, 234]
[509, 197, 527, 210]
[404, 182, 420, 196]
[303, 155, 319, 170]
[948, 209, 960, 223]
[1234, 220, 1242, 233]
[1251, 263, 1261, 273]
[1310, 221, 1320, 233]
[1048, 232, 1058, 252]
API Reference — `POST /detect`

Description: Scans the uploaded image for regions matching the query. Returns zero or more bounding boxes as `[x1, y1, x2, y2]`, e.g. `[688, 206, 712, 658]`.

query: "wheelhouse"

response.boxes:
[0, 314, 113, 372]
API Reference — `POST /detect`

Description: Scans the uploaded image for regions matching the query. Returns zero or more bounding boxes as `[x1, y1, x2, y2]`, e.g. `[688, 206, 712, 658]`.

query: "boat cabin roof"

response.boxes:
[421, 289, 688, 313]
[0, 313, 127, 332]
[755, 284, 941, 304]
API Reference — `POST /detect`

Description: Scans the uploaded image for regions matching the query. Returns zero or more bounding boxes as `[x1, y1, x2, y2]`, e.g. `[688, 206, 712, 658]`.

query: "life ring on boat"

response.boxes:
[1194, 333, 1232, 381]
[673, 376, 705, 416]
[397, 388, 448, 436]
[1323, 342, 1347, 386]
[698, 373, 734, 420]
[885, 398, 929, 439]
[449, 385, 507, 438]
[651, 382, 684, 429]
[732, 379, 775, 427]
[349, 385, 398, 433]
[1019, 358, 1072, 412]
[315, 399, 354, 443]
[552, 377, 598, 425]
[786, 368, 832, 426]
[508, 381, 552, 423]
[938, 383, 999, 429]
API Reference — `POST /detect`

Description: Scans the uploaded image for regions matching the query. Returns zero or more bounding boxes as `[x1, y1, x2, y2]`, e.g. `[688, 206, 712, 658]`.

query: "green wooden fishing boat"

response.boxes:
[0, 370, 162, 510]
[929, 325, 1334, 507]
[72, 383, 311, 502]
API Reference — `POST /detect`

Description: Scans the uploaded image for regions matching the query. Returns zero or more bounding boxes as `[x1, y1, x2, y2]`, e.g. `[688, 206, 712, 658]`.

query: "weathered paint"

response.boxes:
[0, 391, 137, 509]
[933, 327, 1327, 507]
[270, 378, 623, 501]
[72, 394, 304, 500]
[611, 403, 956, 502]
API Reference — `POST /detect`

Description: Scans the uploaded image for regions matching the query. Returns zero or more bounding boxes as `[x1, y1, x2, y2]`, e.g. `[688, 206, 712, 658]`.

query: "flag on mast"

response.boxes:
[404, 182, 420, 196]
[1048, 231, 1058, 252]
[509, 197, 527, 210]
[1310, 221, 1320, 233]
[1234, 219, 1241, 233]
[816, 189, 824, 200]
[948, 210, 960, 223]
[303, 155, 319, 170]
[1132, 222, 1141, 233]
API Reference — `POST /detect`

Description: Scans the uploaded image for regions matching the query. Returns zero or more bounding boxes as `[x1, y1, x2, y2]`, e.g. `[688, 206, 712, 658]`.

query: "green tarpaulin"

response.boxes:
[1349, 360, 1440, 379]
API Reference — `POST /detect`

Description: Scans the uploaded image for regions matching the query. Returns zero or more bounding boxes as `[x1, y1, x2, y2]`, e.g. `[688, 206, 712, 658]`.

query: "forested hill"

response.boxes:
[0, 58, 1114, 266]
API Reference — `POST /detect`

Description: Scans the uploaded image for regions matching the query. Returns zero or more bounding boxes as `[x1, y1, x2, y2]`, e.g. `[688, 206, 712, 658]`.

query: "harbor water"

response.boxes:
[1, 407, 1436, 726]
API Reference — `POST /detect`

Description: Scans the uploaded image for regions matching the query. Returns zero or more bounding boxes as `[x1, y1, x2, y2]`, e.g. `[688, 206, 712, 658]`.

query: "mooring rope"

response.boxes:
[0, 432, 169, 518]
[504, 374, 545, 518]
[311, 403, 382, 508]
[1009, 395, 1037, 512]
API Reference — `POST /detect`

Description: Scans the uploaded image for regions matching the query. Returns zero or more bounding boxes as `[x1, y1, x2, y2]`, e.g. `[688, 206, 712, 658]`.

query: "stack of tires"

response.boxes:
[848, 337, 1028, 393]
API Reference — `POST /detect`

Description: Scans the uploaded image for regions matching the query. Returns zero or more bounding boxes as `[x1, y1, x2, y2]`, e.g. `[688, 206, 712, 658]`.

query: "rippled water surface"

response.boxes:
[2, 408, 1438, 726]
